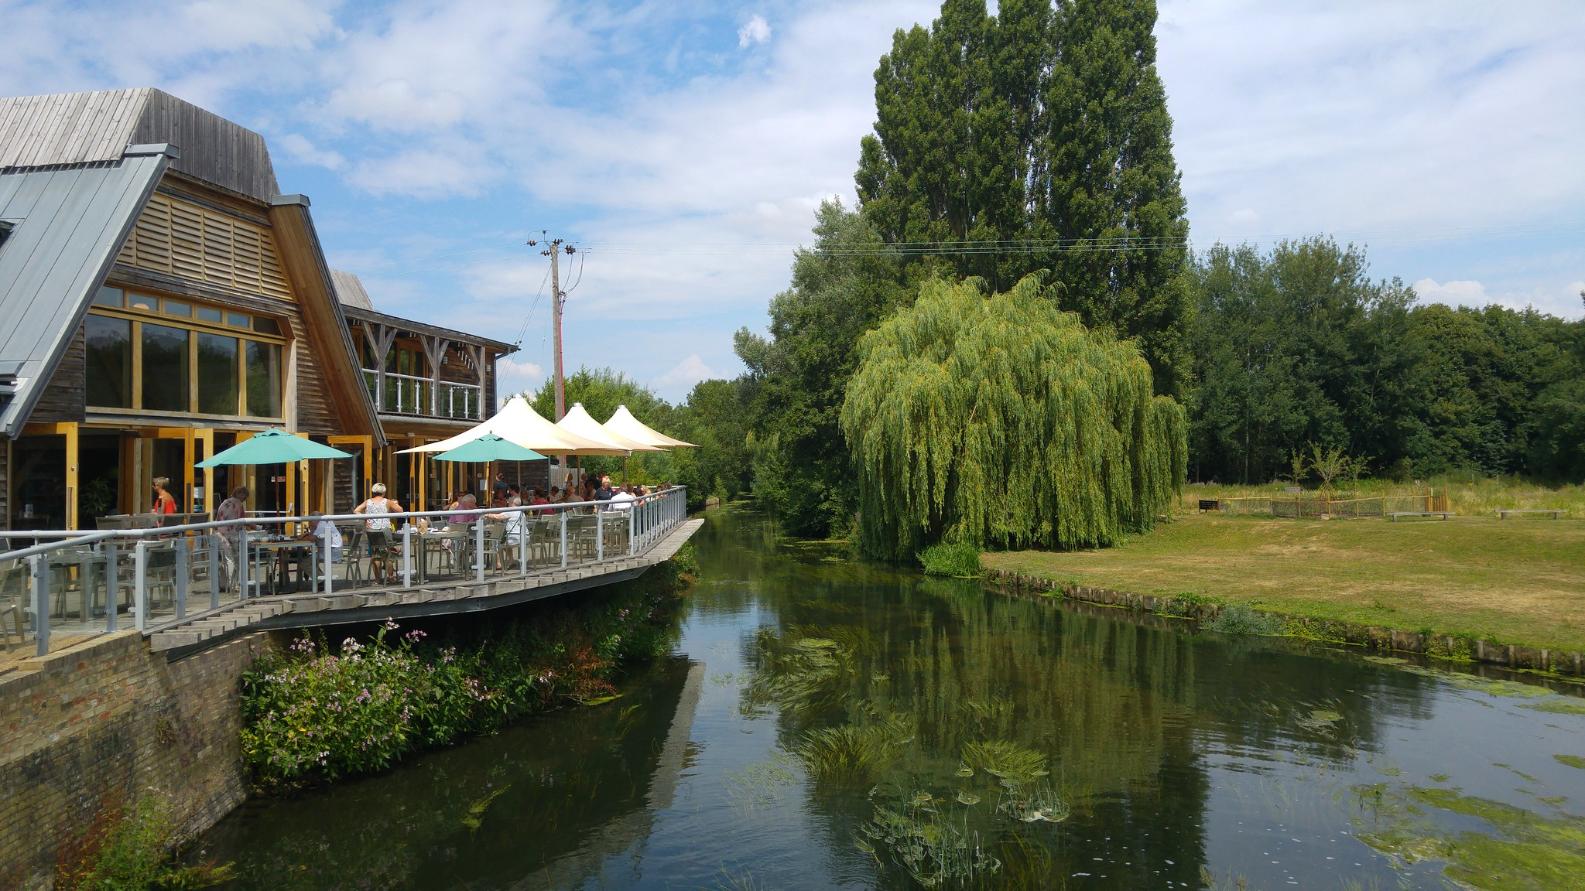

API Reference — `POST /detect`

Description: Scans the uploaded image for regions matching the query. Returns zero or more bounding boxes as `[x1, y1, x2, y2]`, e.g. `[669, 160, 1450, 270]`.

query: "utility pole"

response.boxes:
[528, 232, 577, 420]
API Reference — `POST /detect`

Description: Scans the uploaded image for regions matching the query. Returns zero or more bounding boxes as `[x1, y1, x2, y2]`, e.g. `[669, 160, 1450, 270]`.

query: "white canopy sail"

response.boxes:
[557, 402, 662, 452]
[605, 404, 696, 448]
[395, 395, 613, 454]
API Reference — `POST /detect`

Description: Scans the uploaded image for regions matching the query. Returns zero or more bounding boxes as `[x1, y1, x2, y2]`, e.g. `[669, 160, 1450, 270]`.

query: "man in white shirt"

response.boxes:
[609, 485, 636, 510]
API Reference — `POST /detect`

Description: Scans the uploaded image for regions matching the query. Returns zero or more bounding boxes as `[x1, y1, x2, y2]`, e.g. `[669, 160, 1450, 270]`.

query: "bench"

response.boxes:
[1498, 509, 1565, 520]
[1389, 511, 1450, 521]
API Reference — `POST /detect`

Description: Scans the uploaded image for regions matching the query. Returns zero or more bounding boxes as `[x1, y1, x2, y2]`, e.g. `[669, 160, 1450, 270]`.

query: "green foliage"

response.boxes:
[1187, 238, 1414, 484]
[241, 574, 688, 786]
[1203, 604, 1284, 637]
[857, 0, 1193, 393]
[734, 202, 909, 537]
[1188, 239, 1585, 485]
[917, 540, 983, 578]
[57, 797, 233, 890]
[858, 796, 1001, 887]
[841, 275, 1186, 559]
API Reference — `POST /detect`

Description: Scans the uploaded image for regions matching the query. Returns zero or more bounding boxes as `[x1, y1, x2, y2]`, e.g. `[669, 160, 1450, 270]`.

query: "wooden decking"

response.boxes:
[146, 519, 702, 656]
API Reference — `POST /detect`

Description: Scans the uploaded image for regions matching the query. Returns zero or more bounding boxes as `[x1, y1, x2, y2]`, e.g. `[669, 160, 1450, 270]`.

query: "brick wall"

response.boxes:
[0, 631, 279, 888]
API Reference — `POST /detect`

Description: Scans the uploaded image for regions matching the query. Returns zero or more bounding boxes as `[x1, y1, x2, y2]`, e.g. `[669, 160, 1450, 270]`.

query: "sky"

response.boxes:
[2, 0, 1581, 403]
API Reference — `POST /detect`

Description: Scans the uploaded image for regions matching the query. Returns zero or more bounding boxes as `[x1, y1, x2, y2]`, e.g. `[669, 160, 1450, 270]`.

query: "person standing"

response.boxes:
[354, 483, 403, 584]
[151, 476, 177, 524]
[214, 486, 249, 591]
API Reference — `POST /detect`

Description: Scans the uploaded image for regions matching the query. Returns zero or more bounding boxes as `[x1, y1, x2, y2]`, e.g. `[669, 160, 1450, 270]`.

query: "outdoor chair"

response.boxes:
[1, 560, 27, 643]
[341, 528, 366, 586]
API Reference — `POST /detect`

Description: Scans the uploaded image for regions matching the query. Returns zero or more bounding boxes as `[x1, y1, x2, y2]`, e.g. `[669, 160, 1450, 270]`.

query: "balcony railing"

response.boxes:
[0, 487, 689, 657]
[362, 369, 482, 421]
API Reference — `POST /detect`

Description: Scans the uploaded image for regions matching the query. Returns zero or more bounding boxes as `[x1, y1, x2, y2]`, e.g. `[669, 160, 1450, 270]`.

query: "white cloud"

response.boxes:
[1157, 0, 1585, 244]
[277, 132, 346, 170]
[738, 14, 771, 48]
[1414, 277, 1585, 318]
[494, 357, 544, 404]
[1413, 278, 1489, 307]
[654, 354, 717, 391]
[346, 146, 493, 198]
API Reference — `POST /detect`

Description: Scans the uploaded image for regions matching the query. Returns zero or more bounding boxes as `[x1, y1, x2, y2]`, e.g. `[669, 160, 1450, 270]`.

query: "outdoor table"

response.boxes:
[250, 538, 319, 595]
[416, 530, 469, 583]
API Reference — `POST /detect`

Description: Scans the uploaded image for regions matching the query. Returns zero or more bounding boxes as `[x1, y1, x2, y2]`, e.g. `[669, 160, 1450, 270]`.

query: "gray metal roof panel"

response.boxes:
[0, 153, 167, 435]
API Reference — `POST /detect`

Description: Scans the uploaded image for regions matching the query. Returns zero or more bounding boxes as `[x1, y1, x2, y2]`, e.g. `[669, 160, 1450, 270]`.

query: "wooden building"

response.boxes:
[0, 89, 510, 531]
[331, 270, 517, 512]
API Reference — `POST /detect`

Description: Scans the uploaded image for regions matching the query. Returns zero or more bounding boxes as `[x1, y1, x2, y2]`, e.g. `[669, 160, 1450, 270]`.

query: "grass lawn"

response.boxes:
[982, 513, 1585, 654]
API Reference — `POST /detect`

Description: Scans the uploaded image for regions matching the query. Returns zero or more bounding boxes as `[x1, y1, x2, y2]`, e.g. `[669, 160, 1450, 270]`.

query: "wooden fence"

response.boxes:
[1216, 491, 1449, 519]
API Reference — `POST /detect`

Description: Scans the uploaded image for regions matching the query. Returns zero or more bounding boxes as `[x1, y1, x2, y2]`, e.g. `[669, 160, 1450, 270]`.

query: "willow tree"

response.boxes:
[841, 275, 1186, 560]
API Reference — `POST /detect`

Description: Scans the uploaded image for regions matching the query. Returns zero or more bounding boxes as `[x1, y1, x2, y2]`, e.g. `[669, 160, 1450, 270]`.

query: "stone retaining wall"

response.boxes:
[0, 631, 278, 889]
[984, 569, 1585, 678]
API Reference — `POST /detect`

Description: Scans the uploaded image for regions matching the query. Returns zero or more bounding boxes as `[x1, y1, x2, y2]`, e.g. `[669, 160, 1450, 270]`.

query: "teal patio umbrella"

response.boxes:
[434, 434, 546, 463]
[195, 429, 353, 521]
[196, 428, 353, 467]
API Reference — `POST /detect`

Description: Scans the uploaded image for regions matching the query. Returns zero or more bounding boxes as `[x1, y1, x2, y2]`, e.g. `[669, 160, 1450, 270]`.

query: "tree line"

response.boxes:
[543, 0, 1584, 548]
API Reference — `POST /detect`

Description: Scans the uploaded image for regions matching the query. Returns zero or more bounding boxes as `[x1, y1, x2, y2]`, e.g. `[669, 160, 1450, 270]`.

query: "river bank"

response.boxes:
[983, 512, 1585, 662]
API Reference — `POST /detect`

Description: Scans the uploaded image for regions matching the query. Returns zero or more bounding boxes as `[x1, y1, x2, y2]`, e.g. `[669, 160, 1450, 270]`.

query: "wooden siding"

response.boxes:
[29, 326, 84, 423]
[266, 201, 384, 442]
[114, 192, 291, 301]
[287, 311, 337, 435]
[0, 89, 281, 202]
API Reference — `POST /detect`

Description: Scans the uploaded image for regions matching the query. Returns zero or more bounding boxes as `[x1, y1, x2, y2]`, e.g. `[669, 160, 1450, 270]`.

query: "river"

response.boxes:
[200, 507, 1585, 889]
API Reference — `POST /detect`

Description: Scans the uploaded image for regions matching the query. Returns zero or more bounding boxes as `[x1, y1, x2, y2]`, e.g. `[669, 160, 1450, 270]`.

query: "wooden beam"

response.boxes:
[422, 334, 449, 417]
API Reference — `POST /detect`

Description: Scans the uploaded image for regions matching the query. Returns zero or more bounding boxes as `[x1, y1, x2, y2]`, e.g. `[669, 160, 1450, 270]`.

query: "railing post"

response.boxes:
[323, 527, 334, 595]
[475, 517, 486, 583]
[208, 535, 220, 609]
[596, 510, 604, 562]
[559, 512, 568, 568]
[518, 510, 529, 578]
[29, 555, 48, 658]
[132, 541, 148, 631]
[105, 540, 119, 633]
[239, 526, 250, 600]
[628, 502, 636, 556]
[174, 539, 188, 620]
[401, 525, 413, 588]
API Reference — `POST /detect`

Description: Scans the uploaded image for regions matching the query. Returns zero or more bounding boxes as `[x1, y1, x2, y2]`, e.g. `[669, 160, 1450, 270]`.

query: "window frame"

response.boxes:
[84, 288, 288, 421]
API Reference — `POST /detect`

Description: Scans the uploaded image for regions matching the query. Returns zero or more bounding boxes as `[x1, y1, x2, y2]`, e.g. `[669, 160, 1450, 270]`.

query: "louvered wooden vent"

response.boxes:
[116, 193, 293, 300]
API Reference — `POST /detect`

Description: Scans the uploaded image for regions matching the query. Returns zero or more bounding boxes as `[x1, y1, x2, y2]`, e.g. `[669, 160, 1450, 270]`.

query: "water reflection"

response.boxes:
[204, 506, 1585, 889]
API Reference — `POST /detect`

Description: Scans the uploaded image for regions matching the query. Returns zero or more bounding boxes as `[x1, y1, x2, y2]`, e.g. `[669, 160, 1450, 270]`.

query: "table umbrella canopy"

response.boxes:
[557, 402, 662, 453]
[604, 404, 696, 448]
[196, 429, 352, 467]
[434, 433, 547, 463]
[396, 396, 617, 455]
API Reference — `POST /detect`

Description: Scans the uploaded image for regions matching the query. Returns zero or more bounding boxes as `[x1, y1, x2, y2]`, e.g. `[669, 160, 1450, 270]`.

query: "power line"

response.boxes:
[510, 263, 553, 349]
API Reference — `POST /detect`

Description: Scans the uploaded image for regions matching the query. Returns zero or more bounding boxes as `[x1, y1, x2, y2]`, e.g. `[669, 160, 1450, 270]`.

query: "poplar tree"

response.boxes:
[841, 275, 1186, 561]
[856, 0, 1192, 394]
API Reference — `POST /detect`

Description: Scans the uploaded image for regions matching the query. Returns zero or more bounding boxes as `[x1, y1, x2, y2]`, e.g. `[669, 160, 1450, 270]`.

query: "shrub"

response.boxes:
[241, 565, 691, 787]
[917, 540, 983, 578]
[1203, 604, 1284, 636]
[57, 797, 233, 890]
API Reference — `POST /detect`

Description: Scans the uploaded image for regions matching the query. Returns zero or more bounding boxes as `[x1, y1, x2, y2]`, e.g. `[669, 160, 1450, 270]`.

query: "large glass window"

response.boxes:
[141, 323, 189, 411]
[246, 341, 282, 418]
[85, 315, 132, 407]
[85, 292, 284, 418]
[197, 333, 239, 414]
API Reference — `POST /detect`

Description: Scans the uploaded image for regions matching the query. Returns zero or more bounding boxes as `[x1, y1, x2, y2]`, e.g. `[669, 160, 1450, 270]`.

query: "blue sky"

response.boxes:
[3, 0, 1582, 403]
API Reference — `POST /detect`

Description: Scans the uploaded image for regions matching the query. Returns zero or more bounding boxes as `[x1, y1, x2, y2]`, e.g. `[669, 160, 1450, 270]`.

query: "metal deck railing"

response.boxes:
[0, 487, 688, 658]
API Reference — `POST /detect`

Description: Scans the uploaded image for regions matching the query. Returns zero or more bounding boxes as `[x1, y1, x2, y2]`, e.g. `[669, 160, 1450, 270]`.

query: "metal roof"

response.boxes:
[0, 88, 278, 201]
[0, 149, 170, 436]
[329, 268, 374, 310]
